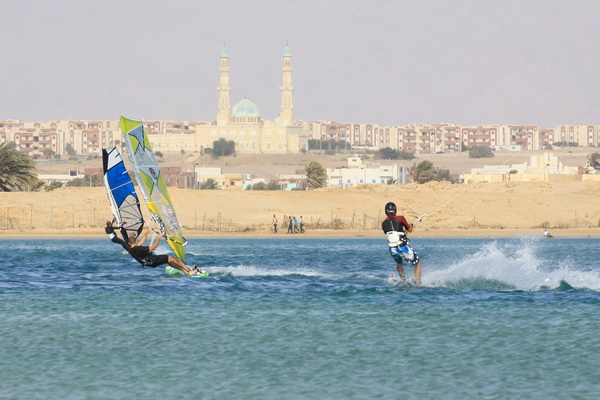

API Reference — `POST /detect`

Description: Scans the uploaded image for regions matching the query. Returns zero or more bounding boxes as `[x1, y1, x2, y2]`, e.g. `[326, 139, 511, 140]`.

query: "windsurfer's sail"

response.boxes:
[102, 147, 144, 241]
[120, 117, 187, 261]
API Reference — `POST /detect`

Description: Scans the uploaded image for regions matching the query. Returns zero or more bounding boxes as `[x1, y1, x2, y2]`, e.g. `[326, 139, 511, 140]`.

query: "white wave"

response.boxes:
[207, 264, 334, 279]
[424, 239, 600, 291]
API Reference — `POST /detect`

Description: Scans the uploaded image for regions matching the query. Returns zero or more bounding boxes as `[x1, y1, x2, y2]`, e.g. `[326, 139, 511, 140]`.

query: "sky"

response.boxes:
[1, 0, 600, 129]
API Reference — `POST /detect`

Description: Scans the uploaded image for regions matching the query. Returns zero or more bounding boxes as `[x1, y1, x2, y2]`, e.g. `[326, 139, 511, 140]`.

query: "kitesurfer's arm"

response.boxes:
[397, 216, 413, 233]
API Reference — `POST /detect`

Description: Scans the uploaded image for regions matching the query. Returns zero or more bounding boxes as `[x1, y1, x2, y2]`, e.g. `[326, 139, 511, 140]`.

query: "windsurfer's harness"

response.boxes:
[386, 231, 408, 247]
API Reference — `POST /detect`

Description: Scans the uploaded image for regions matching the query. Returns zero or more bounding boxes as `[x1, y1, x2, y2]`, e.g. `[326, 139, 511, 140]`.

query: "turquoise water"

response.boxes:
[2, 237, 600, 399]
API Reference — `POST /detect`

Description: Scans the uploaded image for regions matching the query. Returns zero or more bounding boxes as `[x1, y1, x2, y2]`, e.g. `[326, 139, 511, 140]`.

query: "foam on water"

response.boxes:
[424, 238, 600, 291]
[205, 264, 334, 279]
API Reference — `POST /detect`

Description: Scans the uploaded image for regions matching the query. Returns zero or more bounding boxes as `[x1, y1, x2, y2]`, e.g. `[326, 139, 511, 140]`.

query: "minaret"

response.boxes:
[278, 44, 295, 126]
[216, 45, 231, 125]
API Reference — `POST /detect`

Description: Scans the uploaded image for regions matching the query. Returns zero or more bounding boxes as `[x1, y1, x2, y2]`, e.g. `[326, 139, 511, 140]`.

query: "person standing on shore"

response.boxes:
[287, 216, 293, 234]
[299, 216, 304, 233]
[272, 214, 278, 233]
[381, 202, 422, 285]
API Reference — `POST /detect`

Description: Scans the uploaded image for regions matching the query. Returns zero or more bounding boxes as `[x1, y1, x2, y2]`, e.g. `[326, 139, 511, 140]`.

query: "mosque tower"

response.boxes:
[278, 44, 295, 126]
[216, 45, 231, 125]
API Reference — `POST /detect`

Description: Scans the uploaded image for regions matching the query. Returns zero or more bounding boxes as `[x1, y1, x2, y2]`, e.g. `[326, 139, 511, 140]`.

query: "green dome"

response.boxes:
[231, 99, 260, 116]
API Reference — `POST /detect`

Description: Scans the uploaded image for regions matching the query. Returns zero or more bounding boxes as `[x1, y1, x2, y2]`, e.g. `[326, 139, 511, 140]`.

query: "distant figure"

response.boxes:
[299, 216, 305, 233]
[293, 216, 299, 233]
[272, 214, 278, 233]
[382, 202, 422, 285]
[544, 230, 553, 238]
[287, 216, 293, 234]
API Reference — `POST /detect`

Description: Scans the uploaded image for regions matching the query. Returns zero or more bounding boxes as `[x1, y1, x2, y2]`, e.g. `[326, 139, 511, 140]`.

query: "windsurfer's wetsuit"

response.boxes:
[129, 245, 169, 268]
[382, 215, 420, 265]
[105, 225, 130, 251]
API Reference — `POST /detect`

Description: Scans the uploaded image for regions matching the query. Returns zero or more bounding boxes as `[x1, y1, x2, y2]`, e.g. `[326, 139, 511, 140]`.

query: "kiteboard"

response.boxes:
[165, 266, 209, 278]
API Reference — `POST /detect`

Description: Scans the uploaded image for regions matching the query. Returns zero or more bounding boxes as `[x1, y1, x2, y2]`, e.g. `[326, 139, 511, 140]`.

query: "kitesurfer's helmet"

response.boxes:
[385, 202, 397, 215]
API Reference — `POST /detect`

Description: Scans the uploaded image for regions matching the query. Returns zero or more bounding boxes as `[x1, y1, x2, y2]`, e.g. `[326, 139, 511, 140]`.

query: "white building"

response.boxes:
[326, 157, 407, 188]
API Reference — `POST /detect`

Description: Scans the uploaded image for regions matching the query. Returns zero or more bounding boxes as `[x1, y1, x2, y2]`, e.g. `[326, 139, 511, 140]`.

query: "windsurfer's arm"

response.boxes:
[148, 232, 164, 251]
[137, 228, 152, 246]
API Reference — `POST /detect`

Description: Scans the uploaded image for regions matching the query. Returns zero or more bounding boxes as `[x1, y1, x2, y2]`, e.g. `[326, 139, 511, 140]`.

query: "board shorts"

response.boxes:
[388, 244, 420, 265]
[142, 254, 169, 268]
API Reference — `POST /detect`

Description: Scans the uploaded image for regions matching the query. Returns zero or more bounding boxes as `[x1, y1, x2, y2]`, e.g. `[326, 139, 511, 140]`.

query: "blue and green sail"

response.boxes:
[120, 117, 187, 261]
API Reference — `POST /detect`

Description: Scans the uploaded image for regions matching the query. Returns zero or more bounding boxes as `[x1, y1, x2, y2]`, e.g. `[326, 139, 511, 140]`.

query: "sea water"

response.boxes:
[2, 237, 600, 399]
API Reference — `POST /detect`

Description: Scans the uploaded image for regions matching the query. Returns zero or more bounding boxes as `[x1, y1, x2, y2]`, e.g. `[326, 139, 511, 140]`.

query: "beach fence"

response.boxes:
[179, 210, 384, 232]
[2, 204, 596, 233]
[0, 205, 113, 231]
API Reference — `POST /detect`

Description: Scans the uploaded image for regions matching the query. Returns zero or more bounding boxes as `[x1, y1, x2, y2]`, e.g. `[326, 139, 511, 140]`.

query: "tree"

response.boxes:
[42, 148, 55, 158]
[199, 178, 219, 190]
[588, 153, 600, 170]
[412, 160, 437, 184]
[410, 160, 454, 184]
[469, 145, 494, 158]
[212, 138, 236, 157]
[376, 147, 415, 160]
[65, 143, 77, 156]
[0, 142, 40, 191]
[249, 181, 282, 190]
[45, 181, 63, 191]
[305, 161, 327, 189]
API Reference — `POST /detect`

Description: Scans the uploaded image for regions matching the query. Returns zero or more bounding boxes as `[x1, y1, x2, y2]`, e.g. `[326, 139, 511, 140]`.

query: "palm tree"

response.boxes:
[0, 142, 40, 191]
[199, 178, 219, 190]
[305, 161, 328, 189]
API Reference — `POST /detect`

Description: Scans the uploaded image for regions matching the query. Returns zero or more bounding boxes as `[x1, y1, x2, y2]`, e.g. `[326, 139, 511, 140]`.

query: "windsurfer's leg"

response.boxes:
[167, 256, 193, 274]
[112, 237, 130, 251]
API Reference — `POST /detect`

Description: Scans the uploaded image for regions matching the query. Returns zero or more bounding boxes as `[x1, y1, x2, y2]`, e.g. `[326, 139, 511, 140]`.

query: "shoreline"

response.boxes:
[1, 227, 599, 239]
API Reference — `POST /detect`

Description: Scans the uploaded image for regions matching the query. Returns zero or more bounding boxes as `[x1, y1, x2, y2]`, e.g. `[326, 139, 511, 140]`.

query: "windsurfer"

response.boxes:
[105, 219, 130, 251]
[128, 227, 202, 276]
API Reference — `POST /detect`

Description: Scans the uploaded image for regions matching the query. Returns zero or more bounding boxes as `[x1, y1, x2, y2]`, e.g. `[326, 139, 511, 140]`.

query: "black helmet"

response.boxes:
[385, 202, 397, 215]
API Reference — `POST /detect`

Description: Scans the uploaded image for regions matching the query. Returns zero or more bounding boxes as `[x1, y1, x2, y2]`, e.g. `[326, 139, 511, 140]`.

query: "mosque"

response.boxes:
[150, 45, 309, 155]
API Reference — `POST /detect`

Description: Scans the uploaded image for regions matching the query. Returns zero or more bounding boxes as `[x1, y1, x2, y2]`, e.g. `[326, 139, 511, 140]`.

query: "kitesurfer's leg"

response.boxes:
[396, 263, 406, 282]
[413, 261, 422, 285]
[166, 256, 194, 275]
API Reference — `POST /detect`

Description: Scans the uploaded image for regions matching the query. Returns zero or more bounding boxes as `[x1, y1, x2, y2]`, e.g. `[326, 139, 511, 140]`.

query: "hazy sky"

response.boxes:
[2, 0, 599, 128]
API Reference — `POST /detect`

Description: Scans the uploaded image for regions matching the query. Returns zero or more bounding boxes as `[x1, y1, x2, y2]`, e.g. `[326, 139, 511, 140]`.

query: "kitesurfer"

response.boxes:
[381, 202, 422, 284]
[128, 227, 203, 276]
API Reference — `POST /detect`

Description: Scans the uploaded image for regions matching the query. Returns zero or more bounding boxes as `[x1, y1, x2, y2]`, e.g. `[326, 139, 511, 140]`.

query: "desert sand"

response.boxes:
[1, 180, 600, 238]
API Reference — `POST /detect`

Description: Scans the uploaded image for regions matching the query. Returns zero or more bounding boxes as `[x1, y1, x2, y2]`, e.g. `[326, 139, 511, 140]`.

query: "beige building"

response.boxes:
[463, 152, 585, 183]
[149, 45, 308, 155]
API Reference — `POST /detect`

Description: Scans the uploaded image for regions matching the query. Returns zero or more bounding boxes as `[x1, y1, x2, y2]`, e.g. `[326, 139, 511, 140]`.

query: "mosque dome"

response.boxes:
[231, 99, 260, 117]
